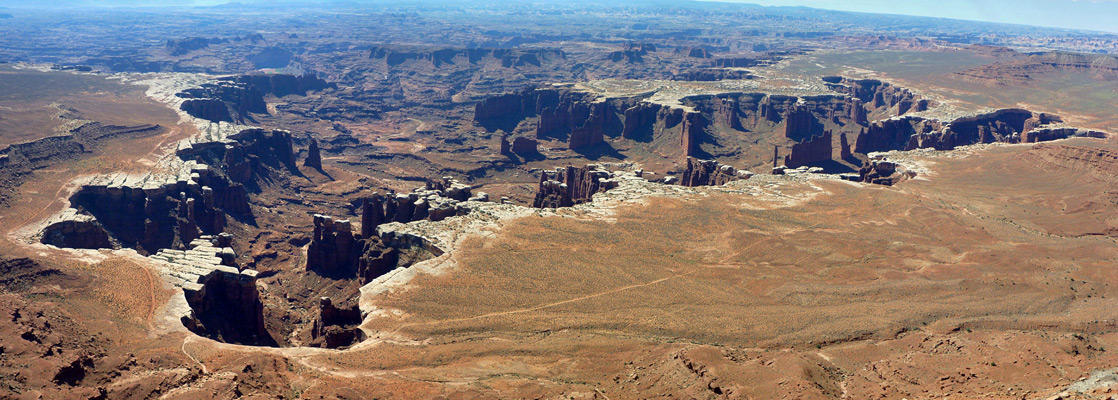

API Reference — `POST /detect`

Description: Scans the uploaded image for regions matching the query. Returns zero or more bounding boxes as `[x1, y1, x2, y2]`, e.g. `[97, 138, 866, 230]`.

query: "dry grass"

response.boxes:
[357, 140, 1118, 354]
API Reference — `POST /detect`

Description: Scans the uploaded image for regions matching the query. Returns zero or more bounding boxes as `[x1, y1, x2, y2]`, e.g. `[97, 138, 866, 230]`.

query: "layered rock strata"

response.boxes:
[309, 177, 477, 283]
[532, 165, 618, 208]
[177, 74, 333, 123]
[155, 235, 273, 346]
[854, 109, 1088, 153]
[679, 157, 749, 187]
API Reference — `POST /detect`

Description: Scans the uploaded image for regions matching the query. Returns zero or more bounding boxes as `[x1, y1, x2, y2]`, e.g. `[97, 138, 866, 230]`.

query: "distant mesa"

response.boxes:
[369, 44, 564, 69]
[176, 74, 334, 123]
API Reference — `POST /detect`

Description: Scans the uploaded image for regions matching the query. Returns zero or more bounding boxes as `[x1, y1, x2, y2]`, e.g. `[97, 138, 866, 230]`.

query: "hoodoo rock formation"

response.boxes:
[304, 138, 322, 169]
[532, 165, 618, 208]
[679, 157, 748, 187]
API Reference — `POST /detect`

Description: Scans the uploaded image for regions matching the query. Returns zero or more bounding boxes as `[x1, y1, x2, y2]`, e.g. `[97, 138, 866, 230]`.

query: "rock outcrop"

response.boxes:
[309, 177, 478, 283]
[171, 236, 274, 346]
[0, 122, 164, 206]
[177, 128, 299, 186]
[64, 163, 248, 254]
[47, 128, 301, 254]
[310, 297, 363, 349]
[39, 210, 113, 249]
[822, 76, 928, 117]
[532, 165, 618, 208]
[845, 160, 914, 186]
[679, 157, 747, 187]
[177, 74, 333, 123]
[304, 138, 322, 169]
[473, 77, 936, 166]
[854, 109, 1070, 153]
[608, 42, 656, 63]
[784, 130, 833, 168]
[369, 45, 564, 68]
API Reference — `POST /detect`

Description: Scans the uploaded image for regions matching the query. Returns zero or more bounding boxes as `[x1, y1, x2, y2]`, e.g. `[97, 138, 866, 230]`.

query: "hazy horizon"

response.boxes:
[707, 0, 1118, 34]
[0, 0, 1114, 34]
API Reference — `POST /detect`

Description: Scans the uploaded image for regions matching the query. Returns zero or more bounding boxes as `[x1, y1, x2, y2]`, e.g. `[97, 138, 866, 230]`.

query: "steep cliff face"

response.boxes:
[177, 80, 265, 123]
[52, 128, 299, 254]
[304, 138, 322, 169]
[231, 74, 333, 97]
[177, 128, 299, 187]
[310, 297, 364, 349]
[679, 157, 745, 187]
[305, 214, 401, 284]
[39, 211, 113, 249]
[0, 123, 164, 206]
[181, 258, 273, 346]
[854, 109, 1066, 153]
[176, 74, 334, 123]
[822, 76, 929, 117]
[309, 178, 477, 283]
[64, 164, 248, 254]
[784, 130, 833, 168]
[532, 165, 618, 208]
[475, 87, 622, 150]
[472, 76, 937, 166]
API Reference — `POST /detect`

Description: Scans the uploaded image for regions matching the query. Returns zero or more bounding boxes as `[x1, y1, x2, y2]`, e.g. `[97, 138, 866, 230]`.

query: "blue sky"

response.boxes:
[709, 0, 1118, 33]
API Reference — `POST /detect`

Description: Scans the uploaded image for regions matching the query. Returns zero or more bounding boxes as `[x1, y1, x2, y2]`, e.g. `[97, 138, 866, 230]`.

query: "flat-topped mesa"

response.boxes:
[177, 73, 334, 123]
[854, 109, 1079, 154]
[822, 76, 929, 117]
[227, 74, 333, 98]
[369, 44, 565, 68]
[608, 42, 656, 63]
[679, 157, 750, 187]
[785, 130, 834, 169]
[532, 165, 618, 208]
[177, 128, 299, 184]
